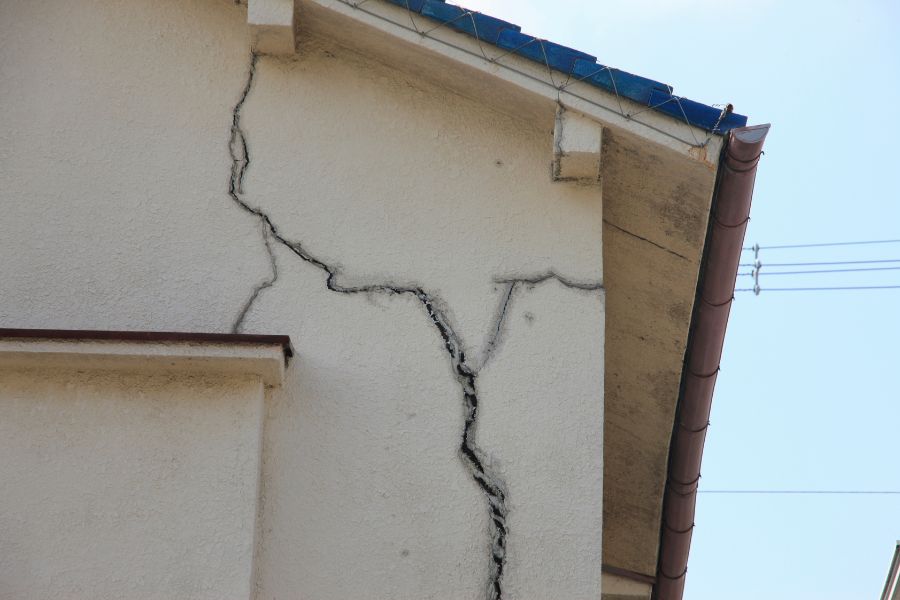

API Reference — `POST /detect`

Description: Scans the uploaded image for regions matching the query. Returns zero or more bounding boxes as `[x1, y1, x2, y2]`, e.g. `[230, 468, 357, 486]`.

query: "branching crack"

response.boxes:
[477, 272, 603, 371]
[227, 53, 602, 600]
[495, 271, 606, 292]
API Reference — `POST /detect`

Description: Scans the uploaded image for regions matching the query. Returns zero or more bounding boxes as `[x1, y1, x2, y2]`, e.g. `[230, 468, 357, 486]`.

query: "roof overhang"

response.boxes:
[255, 0, 728, 163]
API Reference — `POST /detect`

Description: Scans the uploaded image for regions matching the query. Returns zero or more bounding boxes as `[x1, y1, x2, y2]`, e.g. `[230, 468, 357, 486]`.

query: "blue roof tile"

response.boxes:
[419, 1, 520, 45]
[382, 0, 429, 13]
[496, 29, 595, 74]
[571, 59, 671, 105]
[381, 0, 748, 132]
[648, 89, 748, 131]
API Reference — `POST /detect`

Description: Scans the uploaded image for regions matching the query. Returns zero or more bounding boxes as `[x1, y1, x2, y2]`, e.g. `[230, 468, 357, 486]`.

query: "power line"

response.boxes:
[737, 265, 900, 277]
[700, 490, 900, 495]
[736, 285, 900, 292]
[743, 239, 900, 252]
[739, 258, 900, 268]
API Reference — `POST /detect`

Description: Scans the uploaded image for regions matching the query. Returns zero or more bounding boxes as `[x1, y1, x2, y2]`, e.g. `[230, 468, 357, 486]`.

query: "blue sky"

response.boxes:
[457, 0, 900, 597]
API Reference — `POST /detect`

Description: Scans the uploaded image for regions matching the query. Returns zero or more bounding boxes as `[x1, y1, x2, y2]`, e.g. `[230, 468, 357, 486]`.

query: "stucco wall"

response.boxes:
[0, 1, 605, 598]
[0, 368, 265, 600]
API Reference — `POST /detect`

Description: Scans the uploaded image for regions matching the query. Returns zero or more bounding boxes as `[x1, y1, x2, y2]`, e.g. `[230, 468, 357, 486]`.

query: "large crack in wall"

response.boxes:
[228, 52, 602, 600]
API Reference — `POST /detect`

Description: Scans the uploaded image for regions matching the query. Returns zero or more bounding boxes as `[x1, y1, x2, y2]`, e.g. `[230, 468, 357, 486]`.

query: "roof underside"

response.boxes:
[381, 0, 748, 133]
[601, 126, 716, 582]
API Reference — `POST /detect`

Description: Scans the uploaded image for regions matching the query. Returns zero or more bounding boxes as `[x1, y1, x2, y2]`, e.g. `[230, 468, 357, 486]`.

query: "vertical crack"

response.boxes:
[227, 53, 509, 599]
[226, 54, 602, 600]
[421, 296, 509, 600]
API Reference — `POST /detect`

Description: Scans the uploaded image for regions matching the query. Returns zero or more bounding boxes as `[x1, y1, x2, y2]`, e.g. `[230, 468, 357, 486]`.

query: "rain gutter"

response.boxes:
[882, 541, 900, 600]
[653, 123, 771, 600]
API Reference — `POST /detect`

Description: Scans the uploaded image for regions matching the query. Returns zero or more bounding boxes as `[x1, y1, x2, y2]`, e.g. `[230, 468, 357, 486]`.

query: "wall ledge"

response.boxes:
[0, 329, 292, 387]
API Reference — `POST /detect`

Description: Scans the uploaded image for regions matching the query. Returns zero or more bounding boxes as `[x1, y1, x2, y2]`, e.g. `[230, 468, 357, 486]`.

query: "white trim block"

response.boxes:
[248, 0, 297, 55]
[553, 105, 603, 184]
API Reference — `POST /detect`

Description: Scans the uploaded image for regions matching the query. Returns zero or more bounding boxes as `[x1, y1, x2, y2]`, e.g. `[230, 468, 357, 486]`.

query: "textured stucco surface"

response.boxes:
[0, 368, 265, 600]
[0, 1, 607, 599]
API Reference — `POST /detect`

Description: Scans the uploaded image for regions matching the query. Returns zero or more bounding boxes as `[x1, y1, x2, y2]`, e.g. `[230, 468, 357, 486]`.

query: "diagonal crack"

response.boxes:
[227, 53, 602, 600]
[602, 219, 689, 261]
[232, 216, 278, 333]
[477, 281, 516, 372]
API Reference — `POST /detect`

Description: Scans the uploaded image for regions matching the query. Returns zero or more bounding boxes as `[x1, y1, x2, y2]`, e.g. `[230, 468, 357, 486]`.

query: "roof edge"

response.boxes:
[299, 0, 734, 161]
[377, 0, 747, 133]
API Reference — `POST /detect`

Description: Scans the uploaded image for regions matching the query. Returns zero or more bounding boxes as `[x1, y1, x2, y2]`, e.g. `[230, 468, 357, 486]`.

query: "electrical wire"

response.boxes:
[739, 258, 900, 268]
[737, 265, 900, 277]
[736, 285, 900, 292]
[743, 238, 900, 251]
[736, 242, 900, 293]
[700, 490, 900, 495]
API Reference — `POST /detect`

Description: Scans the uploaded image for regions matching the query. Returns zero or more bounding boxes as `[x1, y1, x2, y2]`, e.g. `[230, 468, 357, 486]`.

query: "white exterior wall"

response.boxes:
[0, 1, 605, 598]
[0, 368, 265, 600]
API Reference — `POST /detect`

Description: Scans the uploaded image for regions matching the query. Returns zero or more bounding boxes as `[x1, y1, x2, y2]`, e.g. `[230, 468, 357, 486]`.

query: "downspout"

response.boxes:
[880, 541, 900, 600]
[654, 123, 770, 600]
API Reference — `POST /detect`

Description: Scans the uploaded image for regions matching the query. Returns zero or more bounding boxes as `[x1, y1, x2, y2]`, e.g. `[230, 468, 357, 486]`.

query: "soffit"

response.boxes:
[601, 127, 716, 577]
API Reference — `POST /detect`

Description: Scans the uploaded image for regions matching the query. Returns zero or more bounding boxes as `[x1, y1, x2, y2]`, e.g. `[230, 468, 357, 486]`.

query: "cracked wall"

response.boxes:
[0, 1, 604, 598]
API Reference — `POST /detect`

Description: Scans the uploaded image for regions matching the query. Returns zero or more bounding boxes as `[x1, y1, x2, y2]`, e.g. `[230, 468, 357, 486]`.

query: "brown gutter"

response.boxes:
[0, 328, 294, 363]
[882, 541, 900, 600]
[654, 124, 770, 600]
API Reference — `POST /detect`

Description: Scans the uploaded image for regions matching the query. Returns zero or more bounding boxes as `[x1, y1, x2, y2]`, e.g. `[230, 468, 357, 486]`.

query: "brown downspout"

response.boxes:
[654, 124, 771, 600]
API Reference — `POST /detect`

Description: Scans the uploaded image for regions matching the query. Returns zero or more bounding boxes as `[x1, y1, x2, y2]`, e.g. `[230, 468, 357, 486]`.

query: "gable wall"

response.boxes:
[0, 1, 605, 598]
